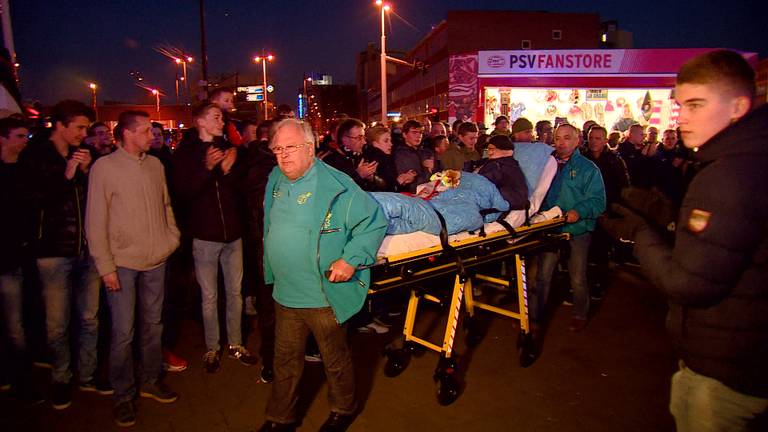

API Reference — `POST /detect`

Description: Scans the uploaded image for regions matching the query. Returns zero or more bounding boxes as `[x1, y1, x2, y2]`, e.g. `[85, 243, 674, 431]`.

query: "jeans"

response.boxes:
[266, 303, 356, 424]
[529, 233, 592, 324]
[38, 254, 100, 384]
[192, 238, 244, 351]
[106, 265, 166, 404]
[0, 267, 30, 386]
[670, 362, 768, 432]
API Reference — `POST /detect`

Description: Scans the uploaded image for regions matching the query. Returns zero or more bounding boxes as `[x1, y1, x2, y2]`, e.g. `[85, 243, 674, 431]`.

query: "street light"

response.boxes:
[253, 53, 275, 120]
[303, 77, 312, 119]
[89, 83, 98, 119]
[375, 1, 391, 124]
[174, 56, 193, 100]
[151, 89, 160, 113]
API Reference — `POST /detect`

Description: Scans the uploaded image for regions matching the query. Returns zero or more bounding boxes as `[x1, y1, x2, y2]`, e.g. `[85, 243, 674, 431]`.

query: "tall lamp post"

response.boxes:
[174, 56, 193, 101]
[375, 0, 391, 125]
[303, 77, 312, 119]
[89, 83, 98, 119]
[253, 53, 275, 120]
[151, 89, 160, 114]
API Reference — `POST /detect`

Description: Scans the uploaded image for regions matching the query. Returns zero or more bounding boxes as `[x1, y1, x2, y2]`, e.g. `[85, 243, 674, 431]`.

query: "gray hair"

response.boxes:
[270, 118, 315, 147]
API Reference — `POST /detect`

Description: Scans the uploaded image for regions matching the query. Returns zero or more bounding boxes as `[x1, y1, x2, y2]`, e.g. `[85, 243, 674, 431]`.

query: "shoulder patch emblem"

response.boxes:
[687, 209, 711, 234]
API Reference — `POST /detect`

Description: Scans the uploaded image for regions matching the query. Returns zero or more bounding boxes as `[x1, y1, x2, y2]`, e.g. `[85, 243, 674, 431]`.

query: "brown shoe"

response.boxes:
[569, 318, 587, 332]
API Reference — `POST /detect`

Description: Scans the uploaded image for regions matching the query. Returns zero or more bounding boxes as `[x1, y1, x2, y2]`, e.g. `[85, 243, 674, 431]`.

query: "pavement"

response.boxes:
[0, 264, 678, 432]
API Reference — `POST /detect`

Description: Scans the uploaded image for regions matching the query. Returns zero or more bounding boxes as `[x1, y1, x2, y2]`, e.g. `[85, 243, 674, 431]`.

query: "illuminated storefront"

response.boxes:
[448, 49, 758, 131]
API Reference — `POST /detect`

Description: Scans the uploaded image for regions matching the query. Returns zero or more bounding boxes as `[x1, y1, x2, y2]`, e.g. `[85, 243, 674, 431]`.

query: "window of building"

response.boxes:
[521, 40, 532, 49]
[552, 30, 562, 40]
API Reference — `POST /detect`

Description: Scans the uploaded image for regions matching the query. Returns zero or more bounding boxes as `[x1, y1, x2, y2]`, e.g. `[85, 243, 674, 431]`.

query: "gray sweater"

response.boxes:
[86, 147, 180, 276]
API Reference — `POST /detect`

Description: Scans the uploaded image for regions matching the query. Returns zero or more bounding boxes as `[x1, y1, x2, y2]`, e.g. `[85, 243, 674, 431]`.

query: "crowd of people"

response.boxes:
[0, 49, 766, 431]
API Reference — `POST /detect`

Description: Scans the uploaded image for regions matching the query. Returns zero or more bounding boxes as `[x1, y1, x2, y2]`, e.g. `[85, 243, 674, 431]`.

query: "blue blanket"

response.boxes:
[371, 172, 509, 235]
[513, 142, 554, 195]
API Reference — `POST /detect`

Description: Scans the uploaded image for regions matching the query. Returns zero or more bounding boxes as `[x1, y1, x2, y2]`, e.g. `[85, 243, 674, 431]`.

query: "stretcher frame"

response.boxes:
[369, 216, 569, 405]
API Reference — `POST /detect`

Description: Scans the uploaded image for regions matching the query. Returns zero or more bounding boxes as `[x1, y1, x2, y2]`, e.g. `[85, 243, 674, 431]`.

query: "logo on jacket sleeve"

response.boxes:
[687, 209, 711, 233]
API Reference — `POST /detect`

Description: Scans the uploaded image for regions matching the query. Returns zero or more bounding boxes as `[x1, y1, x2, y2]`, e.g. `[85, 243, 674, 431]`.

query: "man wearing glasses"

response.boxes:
[258, 119, 387, 432]
[322, 118, 378, 190]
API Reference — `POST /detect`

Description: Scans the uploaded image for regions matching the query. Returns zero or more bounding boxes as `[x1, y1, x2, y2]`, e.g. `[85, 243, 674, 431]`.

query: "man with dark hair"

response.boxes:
[392, 120, 428, 192]
[83, 122, 114, 157]
[173, 103, 256, 373]
[86, 110, 181, 426]
[210, 87, 243, 146]
[601, 49, 768, 431]
[19, 100, 108, 409]
[584, 125, 629, 299]
[324, 118, 377, 189]
[618, 123, 652, 187]
[240, 120, 259, 147]
[441, 121, 480, 170]
[0, 117, 43, 403]
[535, 120, 553, 145]
[530, 124, 606, 333]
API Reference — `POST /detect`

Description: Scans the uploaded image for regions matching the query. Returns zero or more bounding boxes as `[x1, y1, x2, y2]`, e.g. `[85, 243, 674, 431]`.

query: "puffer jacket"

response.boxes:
[633, 104, 768, 397]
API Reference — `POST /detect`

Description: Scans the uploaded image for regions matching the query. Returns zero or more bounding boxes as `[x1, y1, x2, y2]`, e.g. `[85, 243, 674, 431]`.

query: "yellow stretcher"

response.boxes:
[368, 216, 569, 405]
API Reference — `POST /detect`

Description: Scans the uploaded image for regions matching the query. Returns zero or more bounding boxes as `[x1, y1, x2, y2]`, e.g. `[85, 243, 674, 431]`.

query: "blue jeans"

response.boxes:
[670, 362, 768, 432]
[530, 233, 592, 324]
[0, 267, 29, 385]
[192, 238, 244, 351]
[37, 254, 101, 384]
[266, 303, 356, 424]
[106, 265, 166, 404]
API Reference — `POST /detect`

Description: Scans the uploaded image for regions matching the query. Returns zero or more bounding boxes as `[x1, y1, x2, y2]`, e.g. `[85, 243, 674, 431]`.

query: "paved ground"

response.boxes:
[0, 264, 678, 432]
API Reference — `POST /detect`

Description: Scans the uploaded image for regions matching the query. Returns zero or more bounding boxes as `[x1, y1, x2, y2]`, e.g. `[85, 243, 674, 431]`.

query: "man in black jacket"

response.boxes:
[602, 50, 768, 431]
[0, 117, 42, 402]
[465, 134, 528, 211]
[172, 103, 256, 373]
[20, 100, 107, 409]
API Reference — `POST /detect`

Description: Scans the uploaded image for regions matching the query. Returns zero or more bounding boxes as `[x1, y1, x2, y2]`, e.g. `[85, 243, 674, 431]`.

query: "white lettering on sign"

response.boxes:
[479, 50, 627, 75]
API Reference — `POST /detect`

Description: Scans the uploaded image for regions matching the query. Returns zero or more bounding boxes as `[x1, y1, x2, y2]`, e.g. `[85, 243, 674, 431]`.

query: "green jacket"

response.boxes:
[543, 150, 606, 237]
[263, 159, 387, 323]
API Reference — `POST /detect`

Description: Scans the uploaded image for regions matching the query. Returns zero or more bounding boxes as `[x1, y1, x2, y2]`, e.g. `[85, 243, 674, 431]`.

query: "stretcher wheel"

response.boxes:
[383, 348, 411, 377]
[433, 356, 460, 406]
[516, 331, 538, 368]
[436, 374, 460, 406]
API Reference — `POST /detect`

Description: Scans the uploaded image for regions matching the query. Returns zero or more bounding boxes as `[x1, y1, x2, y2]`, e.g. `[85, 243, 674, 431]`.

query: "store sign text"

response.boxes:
[509, 53, 614, 70]
[479, 50, 627, 74]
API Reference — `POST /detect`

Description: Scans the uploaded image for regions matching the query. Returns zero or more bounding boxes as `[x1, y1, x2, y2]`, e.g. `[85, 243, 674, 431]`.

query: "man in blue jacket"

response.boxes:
[530, 123, 606, 332]
[258, 119, 387, 432]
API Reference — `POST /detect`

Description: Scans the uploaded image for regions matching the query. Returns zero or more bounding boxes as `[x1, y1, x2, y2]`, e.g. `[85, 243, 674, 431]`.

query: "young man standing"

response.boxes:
[0, 117, 42, 403]
[86, 111, 181, 427]
[602, 50, 768, 432]
[20, 100, 107, 409]
[173, 103, 256, 373]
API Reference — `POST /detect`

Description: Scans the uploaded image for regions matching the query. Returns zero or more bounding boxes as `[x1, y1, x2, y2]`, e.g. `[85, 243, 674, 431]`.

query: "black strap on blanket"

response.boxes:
[432, 208, 465, 277]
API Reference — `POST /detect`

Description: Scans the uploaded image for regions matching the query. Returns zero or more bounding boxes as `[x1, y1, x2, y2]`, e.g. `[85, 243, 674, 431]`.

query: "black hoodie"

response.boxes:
[633, 104, 768, 397]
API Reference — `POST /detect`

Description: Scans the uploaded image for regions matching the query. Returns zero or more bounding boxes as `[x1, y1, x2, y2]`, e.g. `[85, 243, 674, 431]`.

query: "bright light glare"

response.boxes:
[375, 0, 382, 5]
[186, 56, 194, 62]
[151, 89, 159, 95]
[89, 83, 97, 89]
[174, 58, 182, 64]
[383, 4, 391, 11]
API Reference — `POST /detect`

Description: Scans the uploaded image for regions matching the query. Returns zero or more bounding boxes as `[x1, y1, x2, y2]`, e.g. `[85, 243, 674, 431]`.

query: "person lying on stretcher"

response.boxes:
[370, 135, 529, 236]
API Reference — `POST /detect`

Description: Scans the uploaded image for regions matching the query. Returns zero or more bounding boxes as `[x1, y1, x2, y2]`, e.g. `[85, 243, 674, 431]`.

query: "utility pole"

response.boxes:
[199, 0, 209, 99]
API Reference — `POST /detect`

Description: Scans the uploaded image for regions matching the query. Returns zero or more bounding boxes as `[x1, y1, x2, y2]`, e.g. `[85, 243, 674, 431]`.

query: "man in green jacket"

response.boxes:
[258, 119, 387, 432]
[530, 123, 606, 332]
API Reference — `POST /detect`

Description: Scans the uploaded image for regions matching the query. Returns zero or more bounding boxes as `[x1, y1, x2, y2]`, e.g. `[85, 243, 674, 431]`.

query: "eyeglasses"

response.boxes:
[345, 135, 366, 141]
[269, 142, 311, 155]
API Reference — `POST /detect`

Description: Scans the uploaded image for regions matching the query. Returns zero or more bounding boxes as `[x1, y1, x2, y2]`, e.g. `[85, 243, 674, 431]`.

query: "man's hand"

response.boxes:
[397, 170, 417, 185]
[102, 272, 121, 291]
[326, 258, 356, 283]
[221, 147, 237, 174]
[355, 159, 378, 179]
[205, 146, 226, 171]
[565, 209, 580, 223]
[65, 157, 80, 180]
[599, 203, 649, 242]
[75, 149, 92, 173]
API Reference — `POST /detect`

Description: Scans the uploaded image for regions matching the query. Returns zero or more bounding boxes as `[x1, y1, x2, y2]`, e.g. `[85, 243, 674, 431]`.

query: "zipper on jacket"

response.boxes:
[317, 190, 343, 324]
[214, 180, 229, 241]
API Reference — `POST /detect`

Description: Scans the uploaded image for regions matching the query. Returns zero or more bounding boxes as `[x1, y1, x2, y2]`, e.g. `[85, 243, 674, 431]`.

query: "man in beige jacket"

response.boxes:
[85, 110, 180, 427]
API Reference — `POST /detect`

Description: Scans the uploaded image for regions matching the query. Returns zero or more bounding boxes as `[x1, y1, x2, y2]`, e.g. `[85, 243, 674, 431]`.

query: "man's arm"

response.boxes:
[340, 190, 388, 268]
[572, 166, 607, 220]
[634, 166, 764, 306]
[84, 162, 116, 279]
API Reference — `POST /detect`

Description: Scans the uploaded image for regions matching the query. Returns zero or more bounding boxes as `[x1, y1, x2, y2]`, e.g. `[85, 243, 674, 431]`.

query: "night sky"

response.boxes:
[11, 0, 767, 108]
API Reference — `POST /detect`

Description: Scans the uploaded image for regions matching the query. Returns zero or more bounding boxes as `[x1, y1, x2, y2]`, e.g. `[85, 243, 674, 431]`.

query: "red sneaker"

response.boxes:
[162, 349, 188, 372]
